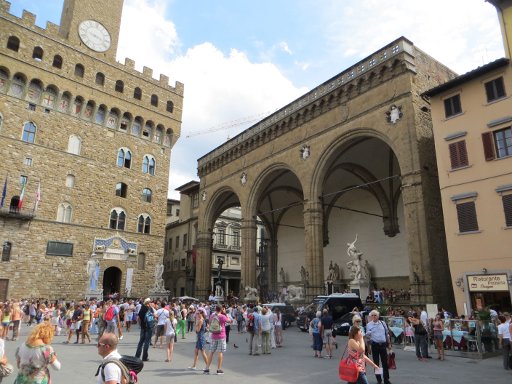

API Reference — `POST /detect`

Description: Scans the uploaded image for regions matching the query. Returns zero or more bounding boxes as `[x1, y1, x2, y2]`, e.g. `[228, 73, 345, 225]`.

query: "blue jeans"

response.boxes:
[135, 326, 153, 360]
[354, 371, 369, 384]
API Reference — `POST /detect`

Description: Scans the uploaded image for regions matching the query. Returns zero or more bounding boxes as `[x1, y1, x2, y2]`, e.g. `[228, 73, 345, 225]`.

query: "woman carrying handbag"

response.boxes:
[340, 325, 379, 384]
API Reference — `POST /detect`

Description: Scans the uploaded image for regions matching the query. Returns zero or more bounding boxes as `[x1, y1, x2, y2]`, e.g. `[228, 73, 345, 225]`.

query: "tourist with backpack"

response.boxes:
[203, 304, 231, 375]
[135, 298, 155, 362]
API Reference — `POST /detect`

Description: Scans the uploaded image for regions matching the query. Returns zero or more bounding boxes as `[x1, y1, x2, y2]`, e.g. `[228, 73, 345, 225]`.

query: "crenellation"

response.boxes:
[124, 57, 135, 69]
[21, 9, 36, 25]
[46, 21, 59, 35]
[0, 0, 10, 13]
[143, 66, 153, 78]
[159, 74, 169, 86]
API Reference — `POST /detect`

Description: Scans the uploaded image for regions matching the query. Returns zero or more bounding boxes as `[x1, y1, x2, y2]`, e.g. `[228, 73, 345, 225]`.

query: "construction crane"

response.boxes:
[185, 109, 276, 138]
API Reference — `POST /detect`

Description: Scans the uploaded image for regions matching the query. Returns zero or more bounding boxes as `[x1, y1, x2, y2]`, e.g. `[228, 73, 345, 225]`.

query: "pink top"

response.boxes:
[348, 349, 366, 373]
[209, 313, 229, 340]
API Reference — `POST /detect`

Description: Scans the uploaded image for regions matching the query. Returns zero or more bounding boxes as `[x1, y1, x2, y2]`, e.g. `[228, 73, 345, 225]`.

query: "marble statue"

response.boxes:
[285, 284, 305, 302]
[346, 234, 370, 282]
[153, 263, 165, 291]
[300, 265, 307, 283]
[86, 257, 99, 291]
[244, 286, 258, 301]
[279, 267, 286, 285]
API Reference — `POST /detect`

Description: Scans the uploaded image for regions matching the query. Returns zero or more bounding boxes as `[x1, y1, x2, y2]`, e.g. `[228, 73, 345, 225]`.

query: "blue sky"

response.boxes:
[7, 0, 504, 198]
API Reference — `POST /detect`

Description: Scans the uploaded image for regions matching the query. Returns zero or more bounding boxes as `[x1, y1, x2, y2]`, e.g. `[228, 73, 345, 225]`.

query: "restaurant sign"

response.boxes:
[468, 274, 509, 292]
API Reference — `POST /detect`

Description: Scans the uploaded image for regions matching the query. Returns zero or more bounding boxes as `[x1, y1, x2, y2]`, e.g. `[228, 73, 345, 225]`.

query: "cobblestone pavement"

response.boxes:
[2, 324, 510, 383]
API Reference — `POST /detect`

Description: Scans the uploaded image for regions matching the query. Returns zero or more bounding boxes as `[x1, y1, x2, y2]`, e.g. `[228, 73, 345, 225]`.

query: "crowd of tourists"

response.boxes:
[0, 297, 289, 382]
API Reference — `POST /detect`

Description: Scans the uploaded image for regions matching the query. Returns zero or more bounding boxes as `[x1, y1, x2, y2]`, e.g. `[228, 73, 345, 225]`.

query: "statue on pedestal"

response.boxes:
[153, 263, 165, 291]
[300, 265, 307, 283]
[86, 257, 100, 291]
[346, 235, 370, 282]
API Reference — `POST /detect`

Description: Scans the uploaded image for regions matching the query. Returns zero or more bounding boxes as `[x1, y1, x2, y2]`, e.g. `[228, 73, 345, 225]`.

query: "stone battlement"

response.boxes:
[0, 0, 183, 94]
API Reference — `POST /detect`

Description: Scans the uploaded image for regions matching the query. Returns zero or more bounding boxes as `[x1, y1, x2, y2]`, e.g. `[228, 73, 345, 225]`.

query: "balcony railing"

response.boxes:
[0, 206, 36, 220]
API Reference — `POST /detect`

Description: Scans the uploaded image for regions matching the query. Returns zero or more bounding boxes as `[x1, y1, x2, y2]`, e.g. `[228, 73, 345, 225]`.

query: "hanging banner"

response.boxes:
[125, 268, 134, 296]
[468, 274, 509, 292]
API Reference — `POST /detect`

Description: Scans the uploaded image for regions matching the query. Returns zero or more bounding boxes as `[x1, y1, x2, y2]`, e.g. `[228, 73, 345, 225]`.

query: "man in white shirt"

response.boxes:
[154, 302, 170, 348]
[96, 332, 122, 384]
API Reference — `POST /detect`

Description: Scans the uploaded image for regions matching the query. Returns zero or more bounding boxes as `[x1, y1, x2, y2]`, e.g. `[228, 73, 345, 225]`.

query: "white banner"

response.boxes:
[125, 268, 134, 293]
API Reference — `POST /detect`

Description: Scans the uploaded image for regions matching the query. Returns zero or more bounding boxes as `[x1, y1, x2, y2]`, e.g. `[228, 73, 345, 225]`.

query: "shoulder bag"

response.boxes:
[338, 345, 359, 382]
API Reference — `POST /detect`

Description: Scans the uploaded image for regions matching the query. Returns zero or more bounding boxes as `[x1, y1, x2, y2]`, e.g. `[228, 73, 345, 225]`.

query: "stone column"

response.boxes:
[195, 230, 212, 300]
[400, 173, 434, 304]
[303, 200, 324, 299]
[240, 218, 257, 293]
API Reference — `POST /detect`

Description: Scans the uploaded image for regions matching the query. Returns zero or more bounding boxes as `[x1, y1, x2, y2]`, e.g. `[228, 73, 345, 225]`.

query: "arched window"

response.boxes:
[27, 80, 42, 102]
[164, 128, 173, 147]
[134, 87, 142, 100]
[166, 101, 174, 113]
[109, 208, 126, 230]
[137, 215, 151, 234]
[59, 92, 71, 112]
[67, 135, 82, 155]
[116, 182, 128, 198]
[73, 96, 84, 116]
[154, 125, 164, 144]
[117, 148, 132, 168]
[2, 241, 12, 262]
[7, 36, 20, 52]
[65, 174, 75, 188]
[141, 188, 152, 203]
[42, 86, 58, 108]
[74, 64, 85, 78]
[52, 55, 63, 69]
[120, 112, 131, 131]
[57, 202, 73, 223]
[151, 94, 158, 107]
[32, 46, 43, 61]
[131, 117, 142, 136]
[95, 105, 106, 124]
[84, 100, 95, 119]
[142, 155, 155, 175]
[142, 121, 153, 139]
[106, 109, 119, 129]
[0, 68, 8, 93]
[9, 74, 25, 97]
[95, 72, 105, 86]
[115, 80, 124, 93]
[22, 122, 36, 143]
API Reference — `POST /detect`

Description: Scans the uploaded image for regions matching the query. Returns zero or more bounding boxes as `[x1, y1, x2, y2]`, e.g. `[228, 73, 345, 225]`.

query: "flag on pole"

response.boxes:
[34, 182, 41, 212]
[0, 177, 6, 208]
[18, 182, 26, 209]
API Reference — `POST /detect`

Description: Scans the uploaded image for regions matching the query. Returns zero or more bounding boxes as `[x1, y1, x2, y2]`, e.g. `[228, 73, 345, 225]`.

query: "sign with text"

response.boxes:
[468, 274, 509, 292]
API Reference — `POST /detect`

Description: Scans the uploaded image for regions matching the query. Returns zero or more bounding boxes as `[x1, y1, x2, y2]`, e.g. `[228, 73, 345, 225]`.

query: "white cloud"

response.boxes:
[278, 41, 293, 55]
[319, 0, 503, 74]
[117, 0, 307, 199]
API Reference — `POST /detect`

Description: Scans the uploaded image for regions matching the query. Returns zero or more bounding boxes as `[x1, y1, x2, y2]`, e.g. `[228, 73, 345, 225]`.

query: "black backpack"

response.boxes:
[95, 356, 144, 384]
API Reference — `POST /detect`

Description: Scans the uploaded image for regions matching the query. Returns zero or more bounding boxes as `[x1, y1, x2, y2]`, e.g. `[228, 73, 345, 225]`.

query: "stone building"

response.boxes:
[194, 37, 458, 309]
[0, 0, 183, 300]
[424, 1, 512, 315]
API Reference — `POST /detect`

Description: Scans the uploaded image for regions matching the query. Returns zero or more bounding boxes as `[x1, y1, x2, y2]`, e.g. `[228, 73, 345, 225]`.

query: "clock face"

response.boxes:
[78, 20, 111, 52]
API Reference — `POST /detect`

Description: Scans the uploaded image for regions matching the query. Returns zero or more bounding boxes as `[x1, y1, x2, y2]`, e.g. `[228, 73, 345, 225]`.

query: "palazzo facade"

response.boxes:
[0, 0, 183, 300]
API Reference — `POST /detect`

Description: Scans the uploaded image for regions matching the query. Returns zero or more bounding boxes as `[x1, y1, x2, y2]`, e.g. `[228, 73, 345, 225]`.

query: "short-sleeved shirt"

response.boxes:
[498, 322, 510, 339]
[156, 308, 169, 326]
[321, 315, 333, 330]
[97, 351, 122, 384]
[209, 313, 228, 340]
[366, 320, 388, 343]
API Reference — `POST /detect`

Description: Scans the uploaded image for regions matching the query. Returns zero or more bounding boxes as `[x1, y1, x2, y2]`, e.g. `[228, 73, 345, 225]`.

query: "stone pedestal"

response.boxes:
[148, 290, 170, 299]
[85, 289, 103, 300]
[349, 280, 370, 301]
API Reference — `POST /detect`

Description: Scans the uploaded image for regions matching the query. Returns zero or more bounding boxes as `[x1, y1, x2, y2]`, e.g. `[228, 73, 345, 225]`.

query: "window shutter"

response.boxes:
[482, 132, 495, 161]
[503, 194, 512, 227]
[449, 141, 468, 169]
[456, 202, 479, 232]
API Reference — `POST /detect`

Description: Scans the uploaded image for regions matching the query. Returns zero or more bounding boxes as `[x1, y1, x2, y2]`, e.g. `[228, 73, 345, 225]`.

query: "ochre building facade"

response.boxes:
[195, 37, 457, 308]
[0, 0, 183, 300]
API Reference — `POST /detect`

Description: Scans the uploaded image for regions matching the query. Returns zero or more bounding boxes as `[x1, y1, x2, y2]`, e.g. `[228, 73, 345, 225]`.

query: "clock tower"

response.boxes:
[59, 0, 123, 60]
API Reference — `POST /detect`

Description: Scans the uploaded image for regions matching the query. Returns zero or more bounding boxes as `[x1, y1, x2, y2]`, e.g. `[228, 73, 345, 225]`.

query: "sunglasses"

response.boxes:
[97, 342, 110, 348]
[354, 320, 362, 323]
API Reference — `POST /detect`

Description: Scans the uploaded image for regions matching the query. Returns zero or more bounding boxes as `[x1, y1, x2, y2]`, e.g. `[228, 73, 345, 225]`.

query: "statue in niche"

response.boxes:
[300, 265, 307, 283]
